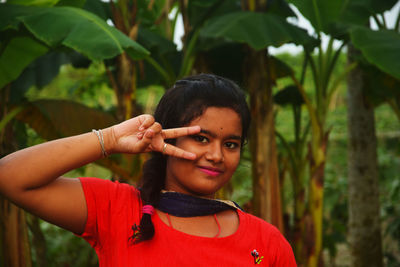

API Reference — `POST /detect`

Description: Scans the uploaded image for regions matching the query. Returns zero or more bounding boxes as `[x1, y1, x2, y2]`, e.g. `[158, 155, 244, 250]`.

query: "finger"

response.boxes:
[135, 130, 154, 152]
[135, 123, 160, 152]
[147, 122, 162, 135]
[144, 129, 155, 138]
[137, 132, 144, 139]
[162, 143, 197, 160]
[139, 123, 161, 146]
[161, 126, 201, 139]
[138, 115, 155, 131]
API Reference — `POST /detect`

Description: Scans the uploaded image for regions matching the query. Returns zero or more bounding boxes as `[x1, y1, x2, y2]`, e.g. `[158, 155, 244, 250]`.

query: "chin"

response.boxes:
[188, 183, 226, 198]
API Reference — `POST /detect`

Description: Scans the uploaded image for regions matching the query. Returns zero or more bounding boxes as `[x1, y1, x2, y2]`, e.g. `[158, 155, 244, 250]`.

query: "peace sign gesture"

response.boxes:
[108, 114, 200, 160]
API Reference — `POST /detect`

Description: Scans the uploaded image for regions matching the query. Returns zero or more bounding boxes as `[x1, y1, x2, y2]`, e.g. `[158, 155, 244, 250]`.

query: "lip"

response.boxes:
[198, 166, 223, 177]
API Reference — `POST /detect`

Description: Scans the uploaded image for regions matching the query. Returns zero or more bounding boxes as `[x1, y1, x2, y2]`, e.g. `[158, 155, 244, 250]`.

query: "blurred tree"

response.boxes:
[241, 0, 284, 232]
[346, 2, 400, 266]
[347, 44, 383, 267]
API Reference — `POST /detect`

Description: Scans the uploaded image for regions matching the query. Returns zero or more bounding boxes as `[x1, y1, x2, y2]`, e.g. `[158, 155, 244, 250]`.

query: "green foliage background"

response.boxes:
[1, 0, 400, 266]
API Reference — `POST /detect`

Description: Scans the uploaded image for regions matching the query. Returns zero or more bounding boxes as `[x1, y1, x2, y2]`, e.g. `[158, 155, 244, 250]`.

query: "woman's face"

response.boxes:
[165, 107, 242, 198]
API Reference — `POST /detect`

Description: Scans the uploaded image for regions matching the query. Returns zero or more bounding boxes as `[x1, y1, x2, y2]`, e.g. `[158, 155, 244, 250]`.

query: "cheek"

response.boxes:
[167, 157, 187, 171]
[226, 152, 241, 172]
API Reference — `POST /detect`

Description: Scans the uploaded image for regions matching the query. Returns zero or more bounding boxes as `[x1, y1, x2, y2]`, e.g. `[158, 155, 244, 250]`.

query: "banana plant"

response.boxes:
[274, 61, 309, 262]
[286, 0, 399, 265]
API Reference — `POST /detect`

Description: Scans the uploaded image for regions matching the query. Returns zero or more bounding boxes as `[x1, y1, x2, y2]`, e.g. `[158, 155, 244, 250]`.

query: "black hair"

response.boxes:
[131, 73, 250, 244]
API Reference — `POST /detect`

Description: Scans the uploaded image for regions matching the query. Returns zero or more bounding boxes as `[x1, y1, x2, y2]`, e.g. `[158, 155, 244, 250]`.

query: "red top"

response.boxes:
[79, 177, 297, 266]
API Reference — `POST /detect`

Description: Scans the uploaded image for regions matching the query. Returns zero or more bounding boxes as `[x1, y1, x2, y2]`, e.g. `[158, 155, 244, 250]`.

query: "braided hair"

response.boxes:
[132, 73, 250, 243]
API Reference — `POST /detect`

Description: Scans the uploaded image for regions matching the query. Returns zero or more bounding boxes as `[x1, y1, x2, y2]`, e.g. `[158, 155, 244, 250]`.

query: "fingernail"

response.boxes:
[187, 152, 196, 160]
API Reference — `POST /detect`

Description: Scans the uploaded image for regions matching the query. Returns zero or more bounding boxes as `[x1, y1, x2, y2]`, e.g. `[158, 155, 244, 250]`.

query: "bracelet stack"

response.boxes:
[92, 129, 108, 157]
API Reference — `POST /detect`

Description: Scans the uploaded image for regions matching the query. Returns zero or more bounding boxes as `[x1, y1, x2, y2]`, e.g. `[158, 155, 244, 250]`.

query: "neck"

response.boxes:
[157, 190, 241, 217]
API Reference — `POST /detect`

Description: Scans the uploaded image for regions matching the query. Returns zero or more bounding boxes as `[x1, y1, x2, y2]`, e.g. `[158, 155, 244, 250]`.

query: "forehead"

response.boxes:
[188, 107, 242, 135]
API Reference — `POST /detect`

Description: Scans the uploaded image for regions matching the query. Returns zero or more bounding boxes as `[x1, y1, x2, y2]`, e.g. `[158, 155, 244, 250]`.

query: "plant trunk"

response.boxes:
[0, 87, 32, 267]
[0, 198, 32, 267]
[347, 44, 383, 267]
[244, 48, 283, 231]
[292, 165, 307, 265]
[27, 215, 48, 267]
[306, 134, 328, 267]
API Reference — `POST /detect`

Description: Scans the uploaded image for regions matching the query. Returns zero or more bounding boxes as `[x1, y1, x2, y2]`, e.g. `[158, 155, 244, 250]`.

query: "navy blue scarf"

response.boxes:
[157, 191, 243, 217]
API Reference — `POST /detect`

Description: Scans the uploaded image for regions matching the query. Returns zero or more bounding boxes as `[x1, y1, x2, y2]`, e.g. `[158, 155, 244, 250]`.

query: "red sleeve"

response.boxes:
[272, 230, 297, 267]
[77, 177, 141, 250]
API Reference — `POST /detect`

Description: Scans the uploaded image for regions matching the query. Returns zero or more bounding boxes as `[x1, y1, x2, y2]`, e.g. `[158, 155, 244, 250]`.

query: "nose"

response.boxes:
[205, 143, 224, 163]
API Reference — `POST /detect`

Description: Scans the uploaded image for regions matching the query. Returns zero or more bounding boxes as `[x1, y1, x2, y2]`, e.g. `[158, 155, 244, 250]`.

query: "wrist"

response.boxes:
[102, 127, 116, 155]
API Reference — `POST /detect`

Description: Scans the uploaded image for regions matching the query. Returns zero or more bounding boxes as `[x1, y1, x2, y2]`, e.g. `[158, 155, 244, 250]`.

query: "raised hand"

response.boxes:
[108, 114, 200, 160]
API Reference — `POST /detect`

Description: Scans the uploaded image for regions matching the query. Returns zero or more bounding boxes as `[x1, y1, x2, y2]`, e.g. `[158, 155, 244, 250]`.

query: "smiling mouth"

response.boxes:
[198, 166, 223, 177]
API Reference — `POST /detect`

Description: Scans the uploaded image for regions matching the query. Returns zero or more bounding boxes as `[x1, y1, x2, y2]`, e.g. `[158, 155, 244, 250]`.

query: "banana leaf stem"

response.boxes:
[0, 106, 24, 133]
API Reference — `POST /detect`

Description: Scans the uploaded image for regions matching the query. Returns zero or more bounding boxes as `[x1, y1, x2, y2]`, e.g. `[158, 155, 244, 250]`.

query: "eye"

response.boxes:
[225, 141, 240, 149]
[191, 135, 208, 143]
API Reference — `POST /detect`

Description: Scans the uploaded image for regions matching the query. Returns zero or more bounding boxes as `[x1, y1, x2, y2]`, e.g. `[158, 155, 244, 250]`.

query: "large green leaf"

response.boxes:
[274, 85, 304, 106]
[362, 64, 400, 106]
[136, 26, 180, 87]
[138, 50, 182, 88]
[288, 0, 398, 36]
[288, 0, 368, 35]
[136, 0, 167, 27]
[57, 0, 86, 8]
[0, 4, 39, 30]
[188, 0, 295, 29]
[188, 0, 241, 29]
[270, 56, 295, 80]
[17, 99, 117, 139]
[7, 0, 59, 6]
[368, 0, 399, 15]
[137, 27, 177, 56]
[351, 27, 400, 80]
[15, 5, 149, 60]
[0, 36, 48, 89]
[200, 11, 315, 51]
[83, 0, 110, 21]
[267, 0, 297, 18]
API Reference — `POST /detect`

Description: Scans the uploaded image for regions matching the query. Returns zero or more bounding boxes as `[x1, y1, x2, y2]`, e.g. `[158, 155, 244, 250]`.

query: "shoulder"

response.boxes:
[79, 177, 141, 206]
[79, 177, 138, 192]
[240, 211, 281, 235]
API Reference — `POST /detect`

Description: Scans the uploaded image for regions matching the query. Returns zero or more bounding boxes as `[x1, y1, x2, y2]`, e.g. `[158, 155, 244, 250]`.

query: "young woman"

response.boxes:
[0, 74, 296, 266]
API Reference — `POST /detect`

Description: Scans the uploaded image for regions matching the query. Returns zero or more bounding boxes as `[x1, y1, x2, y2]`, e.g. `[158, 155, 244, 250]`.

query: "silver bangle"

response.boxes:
[162, 143, 167, 154]
[92, 129, 108, 157]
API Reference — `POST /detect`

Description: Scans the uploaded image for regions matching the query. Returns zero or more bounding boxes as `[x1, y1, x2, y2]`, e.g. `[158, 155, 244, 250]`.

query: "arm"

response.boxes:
[0, 115, 200, 234]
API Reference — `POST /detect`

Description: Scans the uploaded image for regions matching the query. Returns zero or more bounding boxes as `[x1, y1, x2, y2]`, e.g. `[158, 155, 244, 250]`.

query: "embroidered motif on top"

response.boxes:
[128, 224, 141, 244]
[251, 249, 264, 265]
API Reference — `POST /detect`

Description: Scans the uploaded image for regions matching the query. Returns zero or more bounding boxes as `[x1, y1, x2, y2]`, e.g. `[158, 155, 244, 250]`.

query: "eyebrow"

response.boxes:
[200, 129, 242, 141]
